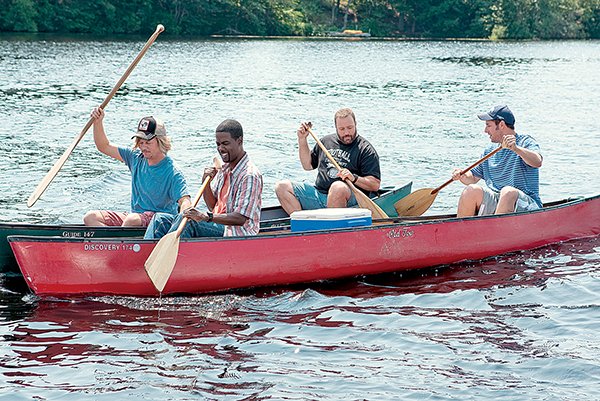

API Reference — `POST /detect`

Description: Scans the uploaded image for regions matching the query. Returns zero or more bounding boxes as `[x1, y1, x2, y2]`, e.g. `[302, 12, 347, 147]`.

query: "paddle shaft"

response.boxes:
[27, 24, 165, 208]
[173, 174, 212, 238]
[306, 128, 388, 218]
[305, 128, 376, 197]
[431, 146, 502, 195]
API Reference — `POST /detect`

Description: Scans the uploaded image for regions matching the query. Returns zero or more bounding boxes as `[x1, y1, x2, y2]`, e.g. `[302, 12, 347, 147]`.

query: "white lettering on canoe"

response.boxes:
[62, 231, 96, 238]
[387, 228, 414, 239]
[83, 243, 141, 252]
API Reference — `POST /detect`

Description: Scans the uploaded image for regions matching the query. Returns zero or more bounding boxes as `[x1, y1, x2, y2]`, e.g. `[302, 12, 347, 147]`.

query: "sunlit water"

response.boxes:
[0, 34, 599, 399]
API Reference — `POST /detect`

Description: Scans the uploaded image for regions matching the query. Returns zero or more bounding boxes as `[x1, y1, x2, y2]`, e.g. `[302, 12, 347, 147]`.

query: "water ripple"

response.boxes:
[1, 36, 600, 400]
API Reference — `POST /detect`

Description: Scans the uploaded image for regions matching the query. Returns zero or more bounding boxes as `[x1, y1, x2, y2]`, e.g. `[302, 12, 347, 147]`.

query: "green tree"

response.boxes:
[581, 0, 600, 37]
[4, 0, 37, 31]
[0, 0, 598, 38]
[492, 0, 589, 39]
[409, 0, 492, 37]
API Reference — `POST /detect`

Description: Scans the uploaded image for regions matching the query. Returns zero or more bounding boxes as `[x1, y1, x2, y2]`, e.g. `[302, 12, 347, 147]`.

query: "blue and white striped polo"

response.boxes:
[471, 134, 542, 207]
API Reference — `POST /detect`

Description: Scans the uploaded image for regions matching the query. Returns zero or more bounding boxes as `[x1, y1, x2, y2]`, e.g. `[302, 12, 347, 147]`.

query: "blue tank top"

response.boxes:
[118, 147, 189, 214]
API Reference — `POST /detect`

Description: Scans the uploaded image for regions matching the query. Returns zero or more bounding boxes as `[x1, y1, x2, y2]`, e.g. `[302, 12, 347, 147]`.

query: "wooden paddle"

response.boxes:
[394, 146, 503, 217]
[27, 24, 165, 208]
[306, 127, 388, 219]
[145, 158, 221, 292]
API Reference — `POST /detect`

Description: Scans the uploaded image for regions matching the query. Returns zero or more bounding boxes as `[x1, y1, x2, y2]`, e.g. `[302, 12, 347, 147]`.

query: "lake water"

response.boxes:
[1, 34, 599, 399]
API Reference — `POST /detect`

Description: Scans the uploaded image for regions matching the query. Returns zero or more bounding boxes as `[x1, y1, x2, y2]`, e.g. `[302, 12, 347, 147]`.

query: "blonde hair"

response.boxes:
[334, 108, 356, 127]
[134, 135, 172, 154]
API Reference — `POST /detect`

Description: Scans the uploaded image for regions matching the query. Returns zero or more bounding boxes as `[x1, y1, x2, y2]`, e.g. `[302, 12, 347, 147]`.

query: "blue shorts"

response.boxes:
[478, 186, 541, 216]
[292, 182, 357, 210]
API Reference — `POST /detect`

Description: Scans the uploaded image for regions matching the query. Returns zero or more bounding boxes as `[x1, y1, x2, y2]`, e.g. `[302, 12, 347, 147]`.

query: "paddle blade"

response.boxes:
[394, 188, 438, 216]
[352, 186, 388, 219]
[144, 231, 181, 292]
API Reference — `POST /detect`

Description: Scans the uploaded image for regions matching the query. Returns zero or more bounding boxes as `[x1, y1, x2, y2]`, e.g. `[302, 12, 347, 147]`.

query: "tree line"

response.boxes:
[0, 0, 599, 39]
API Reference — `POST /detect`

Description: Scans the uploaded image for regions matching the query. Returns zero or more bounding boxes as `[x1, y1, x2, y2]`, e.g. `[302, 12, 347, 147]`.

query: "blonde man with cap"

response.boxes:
[83, 107, 191, 227]
[452, 105, 543, 217]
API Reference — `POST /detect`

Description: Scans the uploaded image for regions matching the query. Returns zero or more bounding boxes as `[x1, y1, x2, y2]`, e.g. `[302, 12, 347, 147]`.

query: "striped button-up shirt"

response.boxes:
[471, 133, 542, 207]
[210, 153, 263, 236]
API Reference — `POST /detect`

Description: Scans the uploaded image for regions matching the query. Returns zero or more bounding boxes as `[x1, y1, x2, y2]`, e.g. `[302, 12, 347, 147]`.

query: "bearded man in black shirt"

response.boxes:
[275, 108, 381, 214]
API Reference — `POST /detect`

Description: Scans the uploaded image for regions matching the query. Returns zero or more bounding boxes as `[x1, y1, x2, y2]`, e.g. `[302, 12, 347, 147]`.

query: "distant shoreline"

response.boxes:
[1, 31, 584, 43]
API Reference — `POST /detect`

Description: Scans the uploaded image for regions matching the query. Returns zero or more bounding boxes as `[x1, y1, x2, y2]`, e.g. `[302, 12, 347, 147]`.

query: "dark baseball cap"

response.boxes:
[477, 105, 515, 126]
[132, 116, 166, 140]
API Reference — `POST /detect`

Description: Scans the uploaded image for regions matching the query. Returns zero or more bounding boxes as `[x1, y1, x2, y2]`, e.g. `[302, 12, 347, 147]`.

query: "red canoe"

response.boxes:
[8, 195, 600, 297]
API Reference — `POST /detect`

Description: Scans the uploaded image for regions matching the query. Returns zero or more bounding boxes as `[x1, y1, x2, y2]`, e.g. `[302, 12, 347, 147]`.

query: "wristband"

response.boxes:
[352, 174, 359, 183]
[206, 211, 213, 222]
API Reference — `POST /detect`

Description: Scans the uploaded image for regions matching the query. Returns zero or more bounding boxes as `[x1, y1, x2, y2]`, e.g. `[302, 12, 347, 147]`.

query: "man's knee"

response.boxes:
[122, 213, 142, 227]
[495, 186, 520, 214]
[327, 181, 352, 207]
[499, 186, 519, 199]
[461, 184, 483, 201]
[275, 180, 293, 196]
[328, 181, 351, 197]
[83, 210, 102, 226]
[498, 186, 519, 207]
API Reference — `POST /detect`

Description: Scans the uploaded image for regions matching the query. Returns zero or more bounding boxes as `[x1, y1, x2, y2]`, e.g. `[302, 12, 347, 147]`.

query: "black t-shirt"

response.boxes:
[310, 134, 381, 196]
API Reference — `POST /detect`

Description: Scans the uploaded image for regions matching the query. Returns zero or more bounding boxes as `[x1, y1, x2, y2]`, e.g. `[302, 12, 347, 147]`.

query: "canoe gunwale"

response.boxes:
[7, 194, 598, 245]
[0, 181, 413, 231]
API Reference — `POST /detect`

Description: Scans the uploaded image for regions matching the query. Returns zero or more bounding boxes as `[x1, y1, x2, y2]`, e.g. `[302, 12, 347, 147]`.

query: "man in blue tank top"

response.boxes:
[451, 105, 543, 217]
[83, 108, 190, 227]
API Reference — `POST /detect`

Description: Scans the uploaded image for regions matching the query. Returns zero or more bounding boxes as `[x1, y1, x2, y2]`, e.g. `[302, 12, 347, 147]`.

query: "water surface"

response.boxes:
[0, 35, 599, 399]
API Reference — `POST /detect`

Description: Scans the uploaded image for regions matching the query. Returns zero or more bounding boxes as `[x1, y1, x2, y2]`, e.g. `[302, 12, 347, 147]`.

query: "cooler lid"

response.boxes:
[291, 208, 372, 220]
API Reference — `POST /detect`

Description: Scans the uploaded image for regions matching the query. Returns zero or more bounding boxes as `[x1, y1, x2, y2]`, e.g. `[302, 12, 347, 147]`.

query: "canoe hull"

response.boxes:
[0, 224, 144, 274]
[0, 183, 412, 273]
[9, 195, 600, 297]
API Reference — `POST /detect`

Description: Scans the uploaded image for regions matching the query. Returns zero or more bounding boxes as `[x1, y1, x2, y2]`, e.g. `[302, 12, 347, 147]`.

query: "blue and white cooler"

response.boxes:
[290, 208, 372, 232]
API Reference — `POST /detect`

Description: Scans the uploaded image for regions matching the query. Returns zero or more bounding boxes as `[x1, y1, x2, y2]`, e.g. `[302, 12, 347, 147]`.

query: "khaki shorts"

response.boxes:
[478, 187, 540, 216]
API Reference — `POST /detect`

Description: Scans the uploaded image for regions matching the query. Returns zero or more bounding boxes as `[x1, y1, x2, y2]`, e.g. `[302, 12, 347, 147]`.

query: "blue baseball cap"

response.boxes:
[478, 105, 515, 126]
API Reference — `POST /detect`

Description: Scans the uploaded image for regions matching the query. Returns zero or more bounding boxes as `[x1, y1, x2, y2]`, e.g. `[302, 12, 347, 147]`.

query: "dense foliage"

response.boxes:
[0, 0, 598, 38]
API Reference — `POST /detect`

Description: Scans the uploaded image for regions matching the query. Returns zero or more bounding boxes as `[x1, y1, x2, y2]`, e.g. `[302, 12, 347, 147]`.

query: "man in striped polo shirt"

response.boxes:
[451, 105, 543, 217]
[145, 119, 263, 238]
